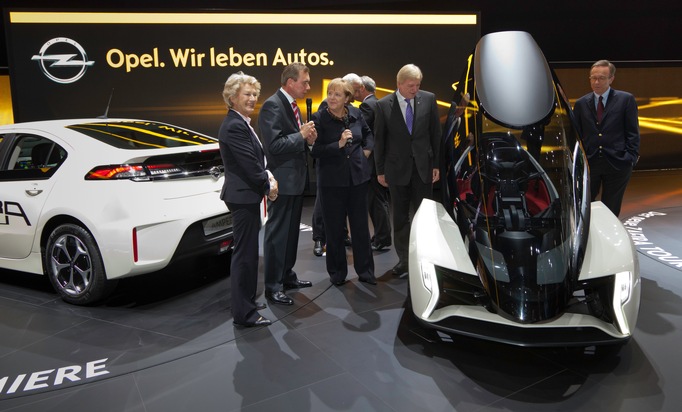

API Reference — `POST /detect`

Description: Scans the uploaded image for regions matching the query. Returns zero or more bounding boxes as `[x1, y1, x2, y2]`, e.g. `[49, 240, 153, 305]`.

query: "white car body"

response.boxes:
[0, 118, 237, 304]
[407, 31, 640, 347]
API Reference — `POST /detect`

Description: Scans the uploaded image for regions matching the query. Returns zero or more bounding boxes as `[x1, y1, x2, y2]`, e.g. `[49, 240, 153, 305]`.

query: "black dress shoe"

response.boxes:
[331, 278, 347, 286]
[371, 241, 391, 251]
[265, 291, 294, 305]
[313, 240, 324, 256]
[359, 276, 377, 285]
[234, 316, 272, 327]
[256, 302, 267, 310]
[283, 279, 312, 290]
[391, 262, 408, 276]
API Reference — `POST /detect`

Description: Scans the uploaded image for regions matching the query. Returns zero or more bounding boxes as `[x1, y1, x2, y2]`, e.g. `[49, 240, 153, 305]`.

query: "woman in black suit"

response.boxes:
[312, 78, 376, 286]
[219, 71, 278, 327]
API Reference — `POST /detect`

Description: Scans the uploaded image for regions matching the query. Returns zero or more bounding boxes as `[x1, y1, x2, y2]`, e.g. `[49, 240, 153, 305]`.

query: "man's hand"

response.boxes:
[267, 177, 279, 201]
[301, 121, 317, 145]
[432, 168, 440, 183]
[378, 174, 388, 188]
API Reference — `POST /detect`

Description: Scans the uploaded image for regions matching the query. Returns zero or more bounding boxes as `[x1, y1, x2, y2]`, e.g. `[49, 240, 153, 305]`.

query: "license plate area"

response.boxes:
[202, 213, 232, 236]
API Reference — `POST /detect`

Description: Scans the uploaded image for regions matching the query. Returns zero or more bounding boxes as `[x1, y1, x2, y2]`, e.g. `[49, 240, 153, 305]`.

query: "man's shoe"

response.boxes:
[313, 240, 324, 257]
[331, 278, 347, 286]
[255, 302, 267, 310]
[371, 241, 391, 251]
[234, 316, 271, 327]
[391, 262, 408, 276]
[283, 279, 313, 290]
[359, 276, 377, 285]
[265, 291, 294, 305]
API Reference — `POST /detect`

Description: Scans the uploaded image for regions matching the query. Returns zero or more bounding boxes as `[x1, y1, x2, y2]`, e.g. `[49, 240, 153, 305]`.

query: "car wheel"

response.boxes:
[44, 223, 117, 305]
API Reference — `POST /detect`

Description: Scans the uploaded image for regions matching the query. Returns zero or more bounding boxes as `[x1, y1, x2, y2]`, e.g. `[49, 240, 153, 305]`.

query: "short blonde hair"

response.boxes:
[222, 71, 261, 108]
[326, 78, 353, 102]
[396, 64, 423, 85]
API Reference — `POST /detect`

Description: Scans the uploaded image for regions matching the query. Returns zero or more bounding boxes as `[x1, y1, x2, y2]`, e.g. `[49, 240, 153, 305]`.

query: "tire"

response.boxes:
[44, 223, 117, 305]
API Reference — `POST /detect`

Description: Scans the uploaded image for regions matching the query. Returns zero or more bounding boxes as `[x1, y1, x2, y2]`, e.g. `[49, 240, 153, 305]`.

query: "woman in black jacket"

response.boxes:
[311, 78, 376, 286]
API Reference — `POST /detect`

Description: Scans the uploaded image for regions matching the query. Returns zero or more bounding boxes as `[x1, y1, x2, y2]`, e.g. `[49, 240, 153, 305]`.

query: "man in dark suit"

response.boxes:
[358, 75, 392, 251]
[374, 64, 441, 275]
[573, 60, 640, 217]
[258, 63, 317, 305]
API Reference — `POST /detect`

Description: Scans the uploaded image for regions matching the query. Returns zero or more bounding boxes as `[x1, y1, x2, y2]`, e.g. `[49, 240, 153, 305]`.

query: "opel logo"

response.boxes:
[31, 38, 95, 84]
[209, 166, 222, 180]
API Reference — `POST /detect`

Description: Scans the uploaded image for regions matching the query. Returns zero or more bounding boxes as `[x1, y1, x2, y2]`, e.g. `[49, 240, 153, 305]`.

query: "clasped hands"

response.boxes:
[301, 121, 317, 145]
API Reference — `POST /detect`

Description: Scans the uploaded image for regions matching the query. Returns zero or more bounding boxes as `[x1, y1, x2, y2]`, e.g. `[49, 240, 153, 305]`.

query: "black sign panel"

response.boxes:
[5, 11, 480, 136]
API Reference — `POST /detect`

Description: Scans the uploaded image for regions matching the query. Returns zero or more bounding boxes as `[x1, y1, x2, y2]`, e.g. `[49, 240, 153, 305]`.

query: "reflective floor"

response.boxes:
[1, 169, 682, 412]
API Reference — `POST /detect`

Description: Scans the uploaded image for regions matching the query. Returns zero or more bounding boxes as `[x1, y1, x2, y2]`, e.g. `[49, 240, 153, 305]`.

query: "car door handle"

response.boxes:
[26, 189, 43, 196]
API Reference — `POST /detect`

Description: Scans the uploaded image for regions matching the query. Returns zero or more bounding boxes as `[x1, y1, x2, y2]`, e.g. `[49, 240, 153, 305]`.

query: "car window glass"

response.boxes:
[0, 134, 67, 180]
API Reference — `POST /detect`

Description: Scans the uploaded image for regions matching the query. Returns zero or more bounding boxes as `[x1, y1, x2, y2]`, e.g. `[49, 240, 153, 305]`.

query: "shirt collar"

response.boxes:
[594, 87, 611, 101]
[280, 88, 295, 104]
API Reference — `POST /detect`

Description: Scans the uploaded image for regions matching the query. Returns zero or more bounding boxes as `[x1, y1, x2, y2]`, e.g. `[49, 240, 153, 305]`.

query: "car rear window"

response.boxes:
[66, 121, 217, 149]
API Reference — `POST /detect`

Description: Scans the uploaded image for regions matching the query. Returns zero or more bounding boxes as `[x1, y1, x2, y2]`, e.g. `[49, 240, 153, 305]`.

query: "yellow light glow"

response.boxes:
[10, 12, 477, 25]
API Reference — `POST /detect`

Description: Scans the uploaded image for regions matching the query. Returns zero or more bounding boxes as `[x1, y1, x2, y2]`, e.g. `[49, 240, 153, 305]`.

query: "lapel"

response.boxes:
[276, 90, 298, 130]
[601, 89, 616, 123]
[389, 92, 411, 134]
[229, 109, 264, 165]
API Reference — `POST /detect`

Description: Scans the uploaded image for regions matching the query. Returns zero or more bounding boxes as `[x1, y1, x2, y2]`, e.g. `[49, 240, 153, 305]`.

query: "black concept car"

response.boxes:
[408, 31, 640, 347]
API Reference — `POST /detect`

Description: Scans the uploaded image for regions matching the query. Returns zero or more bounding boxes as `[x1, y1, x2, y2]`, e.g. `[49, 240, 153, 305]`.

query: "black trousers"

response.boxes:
[589, 157, 633, 217]
[319, 182, 374, 283]
[225, 202, 261, 325]
[264, 194, 302, 292]
[388, 164, 432, 264]
[368, 173, 392, 245]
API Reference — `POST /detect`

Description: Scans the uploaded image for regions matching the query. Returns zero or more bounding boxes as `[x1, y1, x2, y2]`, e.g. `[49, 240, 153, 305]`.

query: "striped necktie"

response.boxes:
[292, 101, 301, 127]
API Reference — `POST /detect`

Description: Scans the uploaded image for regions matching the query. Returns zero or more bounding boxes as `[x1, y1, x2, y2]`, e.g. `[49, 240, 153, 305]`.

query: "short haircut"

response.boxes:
[281, 62, 309, 86]
[222, 71, 261, 108]
[397, 64, 423, 84]
[361, 76, 376, 93]
[342, 73, 362, 86]
[592, 59, 616, 77]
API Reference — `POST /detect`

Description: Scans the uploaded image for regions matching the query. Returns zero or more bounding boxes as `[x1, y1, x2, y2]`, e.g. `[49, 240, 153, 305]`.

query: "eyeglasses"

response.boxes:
[589, 75, 611, 82]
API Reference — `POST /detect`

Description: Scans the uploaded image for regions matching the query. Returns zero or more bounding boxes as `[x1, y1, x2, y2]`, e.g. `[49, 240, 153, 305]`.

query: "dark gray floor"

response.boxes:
[1, 169, 682, 411]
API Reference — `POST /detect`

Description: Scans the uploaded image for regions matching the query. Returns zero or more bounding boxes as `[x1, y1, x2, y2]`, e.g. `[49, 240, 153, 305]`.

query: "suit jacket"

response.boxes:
[258, 89, 308, 196]
[359, 94, 378, 131]
[373, 90, 440, 186]
[219, 109, 269, 204]
[573, 88, 640, 169]
[311, 105, 373, 187]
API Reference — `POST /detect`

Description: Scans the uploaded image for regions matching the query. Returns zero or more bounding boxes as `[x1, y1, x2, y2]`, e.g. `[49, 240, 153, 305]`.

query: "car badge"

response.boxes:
[209, 166, 222, 180]
[31, 38, 95, 84]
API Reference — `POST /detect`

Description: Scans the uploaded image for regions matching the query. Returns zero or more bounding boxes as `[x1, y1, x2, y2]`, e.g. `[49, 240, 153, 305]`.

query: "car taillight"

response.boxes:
[85, 163, 182, 181]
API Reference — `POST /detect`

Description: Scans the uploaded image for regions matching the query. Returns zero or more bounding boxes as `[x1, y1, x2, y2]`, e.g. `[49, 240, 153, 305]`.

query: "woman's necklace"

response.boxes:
[327, 106, 348, 122]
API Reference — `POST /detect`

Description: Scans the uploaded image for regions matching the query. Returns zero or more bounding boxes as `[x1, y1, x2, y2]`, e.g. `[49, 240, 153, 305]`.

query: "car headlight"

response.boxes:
[420, 261, 437, 293]
[613, 271, 633, 335]
[616, 271, 632, 305]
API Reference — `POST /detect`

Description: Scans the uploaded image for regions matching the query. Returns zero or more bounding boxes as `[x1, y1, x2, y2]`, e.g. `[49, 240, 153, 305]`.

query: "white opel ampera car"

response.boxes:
[409, 31, 640, 350]
[0, 119, 235, 305]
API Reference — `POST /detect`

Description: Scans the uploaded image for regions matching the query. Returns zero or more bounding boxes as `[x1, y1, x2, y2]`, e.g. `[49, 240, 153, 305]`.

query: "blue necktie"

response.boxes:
[405, 98, 413, 134]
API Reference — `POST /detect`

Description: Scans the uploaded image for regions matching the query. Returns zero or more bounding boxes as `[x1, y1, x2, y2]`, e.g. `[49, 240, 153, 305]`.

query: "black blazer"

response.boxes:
[373, 90, 441, 185]
[258, 89, 308, 196]
[359, 94, 378, 131]
[573, 88, 640, 169]
[219, 109, 269, 204]
[311, 105, 373, 187]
